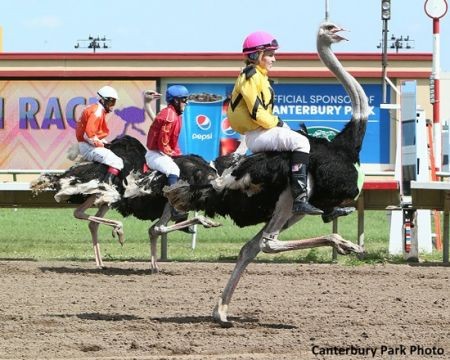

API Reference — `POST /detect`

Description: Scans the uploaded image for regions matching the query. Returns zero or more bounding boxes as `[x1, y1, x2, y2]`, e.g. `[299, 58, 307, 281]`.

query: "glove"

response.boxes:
[92, 139, 104, 147]
[276, 117, 284, 127]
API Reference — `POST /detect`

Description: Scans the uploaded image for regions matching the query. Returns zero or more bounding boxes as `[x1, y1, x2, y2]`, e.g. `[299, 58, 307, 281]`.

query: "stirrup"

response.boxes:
[292, 199, 323, 215]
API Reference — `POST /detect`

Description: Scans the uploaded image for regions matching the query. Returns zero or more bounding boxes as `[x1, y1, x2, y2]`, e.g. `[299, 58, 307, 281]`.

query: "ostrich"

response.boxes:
[164, 22, 369, 327]
[31, 134, 220, 271]
[31, 135, 147, 257]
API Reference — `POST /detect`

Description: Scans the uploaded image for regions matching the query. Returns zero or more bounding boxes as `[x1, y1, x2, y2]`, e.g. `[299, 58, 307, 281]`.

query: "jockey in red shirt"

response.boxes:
[145, 85, 194, 233]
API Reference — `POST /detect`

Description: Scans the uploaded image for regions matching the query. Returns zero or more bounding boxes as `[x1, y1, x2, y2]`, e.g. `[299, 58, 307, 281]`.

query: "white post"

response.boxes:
[413, 109, 433, 255]
[191, 212, 199, 250]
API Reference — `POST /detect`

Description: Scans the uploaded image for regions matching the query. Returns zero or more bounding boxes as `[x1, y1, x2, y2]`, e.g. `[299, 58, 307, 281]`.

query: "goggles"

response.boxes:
[243, 39, 279, 54]
[178, 97, 188, 103]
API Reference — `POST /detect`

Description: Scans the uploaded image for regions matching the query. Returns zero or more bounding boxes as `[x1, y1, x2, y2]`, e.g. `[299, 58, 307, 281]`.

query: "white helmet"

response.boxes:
[97, 85, 119, 100]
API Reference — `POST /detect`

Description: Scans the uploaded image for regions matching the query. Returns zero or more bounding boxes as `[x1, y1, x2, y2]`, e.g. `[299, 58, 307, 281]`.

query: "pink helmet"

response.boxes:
[242, 31, 279, 54]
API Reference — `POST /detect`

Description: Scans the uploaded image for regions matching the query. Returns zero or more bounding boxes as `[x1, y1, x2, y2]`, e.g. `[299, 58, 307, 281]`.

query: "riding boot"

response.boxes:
[290, 152, 323, 215]
[167, 174, 195, 234]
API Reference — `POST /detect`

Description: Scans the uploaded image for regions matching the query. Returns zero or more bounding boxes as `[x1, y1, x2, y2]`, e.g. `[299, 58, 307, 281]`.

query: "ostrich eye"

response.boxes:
[325, 25, 334, 31]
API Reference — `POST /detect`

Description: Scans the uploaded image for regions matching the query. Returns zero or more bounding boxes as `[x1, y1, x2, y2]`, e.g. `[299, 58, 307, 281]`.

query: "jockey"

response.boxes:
[75, 85, 124, 184]
[227, 31, 322, 216]
[145, 85, 194, 233]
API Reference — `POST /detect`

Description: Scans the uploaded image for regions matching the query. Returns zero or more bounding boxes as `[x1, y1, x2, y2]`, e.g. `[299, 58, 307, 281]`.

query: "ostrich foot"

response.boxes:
[196, 215, 221, 228]
[150, 258, 160, 274]
[213, 298, 233, 328]
[111, 223, 125, 246]
[154, 216, 221, 234]
[322, 207, 355, 223]
[331, 234, 364, 255]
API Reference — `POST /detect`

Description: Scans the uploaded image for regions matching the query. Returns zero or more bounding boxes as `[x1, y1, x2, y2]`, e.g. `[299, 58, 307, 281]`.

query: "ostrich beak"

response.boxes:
[144, 90, 162, 99]
[332, 27, 348, 42]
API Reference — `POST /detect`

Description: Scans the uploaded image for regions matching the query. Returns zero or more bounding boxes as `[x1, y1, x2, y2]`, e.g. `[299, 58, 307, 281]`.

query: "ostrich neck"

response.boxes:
[317, 42, 369, 121]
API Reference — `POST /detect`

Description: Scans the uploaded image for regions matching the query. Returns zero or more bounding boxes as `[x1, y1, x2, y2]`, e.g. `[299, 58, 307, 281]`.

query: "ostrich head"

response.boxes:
[143, 90, 161, 101]
[317, 22, 348, 46]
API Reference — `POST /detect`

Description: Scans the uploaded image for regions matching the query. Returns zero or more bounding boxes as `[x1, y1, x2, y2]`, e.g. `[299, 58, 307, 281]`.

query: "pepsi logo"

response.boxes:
[196, 114, 211, 131]
[221, 117, 236, 136]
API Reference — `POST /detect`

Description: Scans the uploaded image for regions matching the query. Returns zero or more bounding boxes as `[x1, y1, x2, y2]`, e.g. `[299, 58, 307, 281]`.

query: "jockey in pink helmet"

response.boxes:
[227, 31, 322, 216]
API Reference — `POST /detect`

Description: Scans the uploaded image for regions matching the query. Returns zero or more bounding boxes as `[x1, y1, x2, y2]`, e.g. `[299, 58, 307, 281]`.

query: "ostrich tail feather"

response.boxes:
[30, 174, 59, 194]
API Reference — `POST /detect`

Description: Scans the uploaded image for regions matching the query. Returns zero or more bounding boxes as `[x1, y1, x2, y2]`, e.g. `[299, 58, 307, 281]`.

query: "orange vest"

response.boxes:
[75, 103, 109, 142]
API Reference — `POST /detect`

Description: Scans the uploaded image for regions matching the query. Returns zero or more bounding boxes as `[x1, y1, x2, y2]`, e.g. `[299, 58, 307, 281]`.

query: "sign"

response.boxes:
[0, 80, 389, 170]
[273, 83, 389, 163]
[424, 0, 448, 18]
[0, 80, 157, 169]
[179, 82, 388, 164]
[177, 83, 237, 161]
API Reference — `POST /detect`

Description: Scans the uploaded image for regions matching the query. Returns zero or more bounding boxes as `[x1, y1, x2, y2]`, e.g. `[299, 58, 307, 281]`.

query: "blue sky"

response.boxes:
[2, 0, 450, 70]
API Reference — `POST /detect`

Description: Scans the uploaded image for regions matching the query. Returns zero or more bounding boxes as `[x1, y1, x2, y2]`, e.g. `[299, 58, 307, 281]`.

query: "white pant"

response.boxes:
[78, 142, 124, 170]
[145, 150, 180, 177]
[245, 124, 310, 153]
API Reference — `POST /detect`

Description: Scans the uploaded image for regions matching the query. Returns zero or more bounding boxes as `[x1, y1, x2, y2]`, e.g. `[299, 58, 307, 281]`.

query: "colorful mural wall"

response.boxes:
[0, 79, 388, 170]
[0, 80, 157, 169]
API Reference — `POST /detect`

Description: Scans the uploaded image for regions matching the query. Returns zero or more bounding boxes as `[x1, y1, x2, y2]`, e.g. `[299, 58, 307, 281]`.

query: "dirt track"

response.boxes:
[0, 260, 449, 359]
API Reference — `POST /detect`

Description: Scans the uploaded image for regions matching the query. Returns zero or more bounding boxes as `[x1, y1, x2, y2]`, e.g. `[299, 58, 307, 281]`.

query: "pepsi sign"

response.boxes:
[196, 114, 212, 131]
[221, 117, 236, 137]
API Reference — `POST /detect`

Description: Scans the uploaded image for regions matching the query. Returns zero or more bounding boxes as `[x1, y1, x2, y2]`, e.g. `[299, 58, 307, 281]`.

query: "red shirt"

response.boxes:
[146, 104, 182, 156]
[75, 103, 109, 143]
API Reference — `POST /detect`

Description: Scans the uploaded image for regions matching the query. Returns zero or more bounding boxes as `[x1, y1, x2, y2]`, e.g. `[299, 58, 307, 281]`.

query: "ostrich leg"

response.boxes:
[148, 204, 221, 273]
[213, 229, 263, 328]
[261, 233, 363, 255]
[88, 203, 110, 268]
[148, 204, 173, 273]
[73, 194, 124, 267]
[213, 189, 295, 327]
[73, 194, 124, 245]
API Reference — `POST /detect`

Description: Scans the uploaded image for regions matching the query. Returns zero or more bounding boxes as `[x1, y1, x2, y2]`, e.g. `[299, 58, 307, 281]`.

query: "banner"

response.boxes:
[273, 84, 389, 163]
[177, 83, 238, 161]
[0, 80, 389, 170]
[0, 80, 157, 169]
[178, 82, 388, 164]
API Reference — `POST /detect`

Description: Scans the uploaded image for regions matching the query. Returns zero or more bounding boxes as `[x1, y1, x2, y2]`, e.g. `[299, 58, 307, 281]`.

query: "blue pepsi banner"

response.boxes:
[177, 83, 388, 164]
[176, 83, 238, 162]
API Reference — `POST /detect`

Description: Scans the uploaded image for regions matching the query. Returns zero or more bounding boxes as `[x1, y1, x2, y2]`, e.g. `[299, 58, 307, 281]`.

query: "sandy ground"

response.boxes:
[0, 260, 449, 360]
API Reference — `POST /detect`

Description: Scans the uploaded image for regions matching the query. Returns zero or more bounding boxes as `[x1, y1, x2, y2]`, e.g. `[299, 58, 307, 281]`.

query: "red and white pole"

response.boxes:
[433, 17, 442, 171]
[424, 0, 448, 171]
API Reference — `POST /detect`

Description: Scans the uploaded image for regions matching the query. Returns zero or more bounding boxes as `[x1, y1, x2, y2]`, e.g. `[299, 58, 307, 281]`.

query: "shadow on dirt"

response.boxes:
[38, 266, 177, 276]
[152, 315, 297, 329]
[48, 312, 144, 321]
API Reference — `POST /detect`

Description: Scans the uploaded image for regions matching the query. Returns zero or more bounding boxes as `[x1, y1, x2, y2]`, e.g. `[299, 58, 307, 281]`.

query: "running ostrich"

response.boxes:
[31, 92, 219, 270]
[164, 22, 369, 327]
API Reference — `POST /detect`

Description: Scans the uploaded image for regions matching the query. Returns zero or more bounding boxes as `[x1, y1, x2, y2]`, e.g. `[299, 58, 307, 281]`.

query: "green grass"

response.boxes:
[0, 208, 444, 264]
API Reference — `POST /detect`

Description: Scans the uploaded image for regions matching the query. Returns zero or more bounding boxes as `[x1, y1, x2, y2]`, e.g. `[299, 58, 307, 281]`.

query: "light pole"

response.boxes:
[74, 35, 111, 53]
[424, 0, 448, 172]
[380, 0, 391, 104]
[324, 0, 330, 21]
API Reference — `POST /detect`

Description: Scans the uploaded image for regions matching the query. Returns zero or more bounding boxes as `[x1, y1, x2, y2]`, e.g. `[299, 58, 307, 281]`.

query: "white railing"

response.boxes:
[0, 169, 64, 182]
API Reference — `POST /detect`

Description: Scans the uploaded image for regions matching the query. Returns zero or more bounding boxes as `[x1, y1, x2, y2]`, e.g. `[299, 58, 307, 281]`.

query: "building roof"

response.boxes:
[0, 52, 432, 79]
